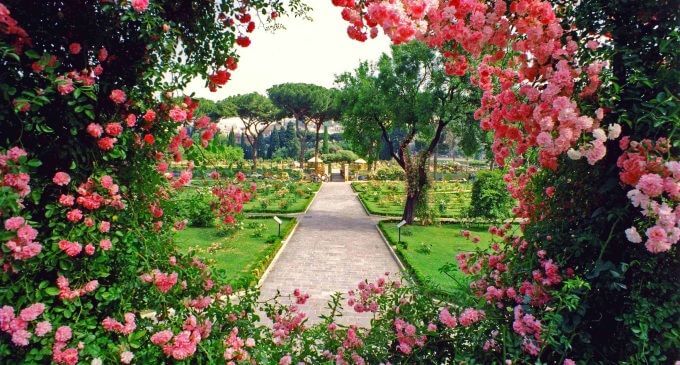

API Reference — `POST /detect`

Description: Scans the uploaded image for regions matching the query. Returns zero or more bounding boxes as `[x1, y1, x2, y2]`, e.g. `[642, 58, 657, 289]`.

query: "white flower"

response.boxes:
[592, 128, 607, 141]
[567, 148, 582, 160]
[607, 123, 622, 140]
[91, 359, 103, 365]
[625, 227, 642, 243]
[120, 351, 134, 364]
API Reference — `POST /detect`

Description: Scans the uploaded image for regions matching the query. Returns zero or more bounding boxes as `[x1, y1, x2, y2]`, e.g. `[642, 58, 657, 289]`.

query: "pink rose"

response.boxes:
[636, 173, 664, 197]
[4, 216, 25, 231]
[66, 209, 83, 222]
[168, 107, 187, 122]
[84, 244, 95, 255]
[55, 326, 72, 342]
[35, 321, 52, 337]
[53, 172, 71, 186]
[98, 137, 117, 151]
[105, 122, 123, 137]
[109, 89, 127, 104]
[125, 114, 137, 127]
[131, 0, 149, 12]
[59, 194, 75, 206]
[86, 123, 104, 138]
[143, 109, 156, 122]
[99, 239, 112, 251]
[98, 221, 111, 233]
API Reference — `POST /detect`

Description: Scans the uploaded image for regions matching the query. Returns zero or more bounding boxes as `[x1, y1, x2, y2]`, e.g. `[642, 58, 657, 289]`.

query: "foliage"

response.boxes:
[467, 170, 513, 220]
[322, 149, 359, 163]
[175, 217, 296, 289]
[337, 41, 480, 223]
[227, 92, 280, 167]
[172, 188, 214, 228]
[334, 0, 679, 362]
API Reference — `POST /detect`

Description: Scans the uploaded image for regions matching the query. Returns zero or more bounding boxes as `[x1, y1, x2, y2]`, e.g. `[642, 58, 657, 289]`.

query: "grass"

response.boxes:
[352, 181, 472, 218]
[378, 221, 497, 297]
[174, 217, 296, 288]
[244, 181, 320, 214]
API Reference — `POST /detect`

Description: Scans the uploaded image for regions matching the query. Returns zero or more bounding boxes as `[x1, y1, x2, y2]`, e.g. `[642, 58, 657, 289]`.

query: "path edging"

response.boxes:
[257, 219, 301, 287]
[375, 222, 407, 272]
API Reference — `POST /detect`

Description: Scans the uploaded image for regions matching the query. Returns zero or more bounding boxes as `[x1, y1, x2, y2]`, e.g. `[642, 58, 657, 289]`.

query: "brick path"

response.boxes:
[259, 182, 401, 326]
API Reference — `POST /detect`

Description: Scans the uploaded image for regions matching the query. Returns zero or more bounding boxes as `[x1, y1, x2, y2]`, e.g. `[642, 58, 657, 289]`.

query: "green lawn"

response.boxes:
[175, 217, 296, 288]
[378, 221, 499, 296]
[353, 181, 472, 218]
[244, 181, 320, 214]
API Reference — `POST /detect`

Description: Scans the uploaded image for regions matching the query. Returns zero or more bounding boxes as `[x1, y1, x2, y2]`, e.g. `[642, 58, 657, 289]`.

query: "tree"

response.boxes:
[307, 87, 340, 166]
[227, 127, 236, 147]
[240, 132, 251, 160]
[228, 92, 279, 168]
[338, 42, 478, 223]
[322, 125, 330, 154]
[268, 83, 324, 168]
[267, 126, 281, 158]
[283, 121, 300, 159]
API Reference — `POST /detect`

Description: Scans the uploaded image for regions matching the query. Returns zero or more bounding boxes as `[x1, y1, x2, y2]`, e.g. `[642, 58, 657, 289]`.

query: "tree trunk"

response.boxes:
[433, 144, 438, 181]
[252, 139, 258, 169]
[296, 120, 307, 169]
[401, 160, 428, 224]
[314, 123, 321, 170]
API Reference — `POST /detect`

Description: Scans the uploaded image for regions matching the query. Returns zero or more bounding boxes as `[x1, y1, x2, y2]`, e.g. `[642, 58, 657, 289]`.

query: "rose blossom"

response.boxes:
[120, 351, 134, 364]
[109, 89, 126, 104]
[625, 227, 642, 243]
[53, 172, 71, 186]
[131, 0, 149, 12]
[99, 239, 112, 251]
[86, 123, 104, 138]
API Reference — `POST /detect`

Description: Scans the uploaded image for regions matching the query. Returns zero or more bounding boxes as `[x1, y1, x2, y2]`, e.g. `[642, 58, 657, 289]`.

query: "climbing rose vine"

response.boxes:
[334, 0, 678, 362]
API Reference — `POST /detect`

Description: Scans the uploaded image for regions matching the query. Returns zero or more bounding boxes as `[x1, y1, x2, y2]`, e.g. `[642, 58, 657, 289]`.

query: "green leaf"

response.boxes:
[24, 50, 40, 59]
[45, 287, 60, 296]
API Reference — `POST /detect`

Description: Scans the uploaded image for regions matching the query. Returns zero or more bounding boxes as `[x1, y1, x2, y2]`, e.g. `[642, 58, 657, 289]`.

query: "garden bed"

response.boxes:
[378, 220, 497, 297]
[244, 181, 320, 214]
[352, 181, 472, 218]
[175, 217, 297, 289]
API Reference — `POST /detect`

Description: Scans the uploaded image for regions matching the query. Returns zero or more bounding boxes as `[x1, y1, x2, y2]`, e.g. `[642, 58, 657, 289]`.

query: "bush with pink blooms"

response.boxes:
[335, 0, 678, 363]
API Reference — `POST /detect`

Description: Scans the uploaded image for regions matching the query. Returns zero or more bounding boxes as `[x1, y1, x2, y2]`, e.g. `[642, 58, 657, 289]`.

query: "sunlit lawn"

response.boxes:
[175, 217, 295, 288]
[379, 221, 503, 296]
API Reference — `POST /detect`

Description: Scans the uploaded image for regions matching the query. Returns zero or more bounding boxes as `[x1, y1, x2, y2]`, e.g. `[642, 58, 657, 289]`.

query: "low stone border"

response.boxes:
[374, 223, 407, 272]
[301, 186, 321, 214]
[257, 219, 301, 286]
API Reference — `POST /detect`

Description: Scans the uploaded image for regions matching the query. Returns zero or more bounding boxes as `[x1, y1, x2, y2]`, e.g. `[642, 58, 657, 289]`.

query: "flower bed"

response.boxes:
[353, 181, 472, 218]
[243, 181, 320, 214]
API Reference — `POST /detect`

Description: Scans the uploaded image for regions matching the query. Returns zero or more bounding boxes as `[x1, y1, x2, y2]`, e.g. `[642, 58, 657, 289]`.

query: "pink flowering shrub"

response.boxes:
[334, 0, 679, 363]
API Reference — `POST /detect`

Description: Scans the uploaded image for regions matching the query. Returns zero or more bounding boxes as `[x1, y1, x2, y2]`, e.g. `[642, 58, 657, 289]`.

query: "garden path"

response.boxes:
[258, 182, 401, 326]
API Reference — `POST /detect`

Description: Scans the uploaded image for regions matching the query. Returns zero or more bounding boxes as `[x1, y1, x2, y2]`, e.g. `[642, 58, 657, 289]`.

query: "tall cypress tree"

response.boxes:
[227, 126, 236, 146]
[284, 122, 300, 159]
[268, 127, 280, 158]
[322, 125, 330, 154]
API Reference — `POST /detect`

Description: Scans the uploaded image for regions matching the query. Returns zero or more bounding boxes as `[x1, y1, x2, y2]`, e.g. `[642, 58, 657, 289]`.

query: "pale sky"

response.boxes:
[184, 2, 391, 101]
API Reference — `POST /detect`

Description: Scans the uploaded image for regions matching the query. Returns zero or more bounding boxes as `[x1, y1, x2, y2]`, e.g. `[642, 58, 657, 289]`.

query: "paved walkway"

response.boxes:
[259, 182, 401, 326]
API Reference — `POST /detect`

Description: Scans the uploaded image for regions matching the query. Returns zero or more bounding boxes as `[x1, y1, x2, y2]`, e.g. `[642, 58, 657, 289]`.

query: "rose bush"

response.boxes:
[335, 0, 678, 362]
